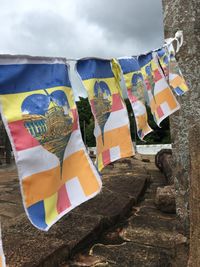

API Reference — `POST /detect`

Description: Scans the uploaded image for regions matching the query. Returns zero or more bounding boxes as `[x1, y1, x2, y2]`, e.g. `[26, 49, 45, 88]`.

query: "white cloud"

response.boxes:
[0, 0, 164, 99]
[0, 0, 164, 57]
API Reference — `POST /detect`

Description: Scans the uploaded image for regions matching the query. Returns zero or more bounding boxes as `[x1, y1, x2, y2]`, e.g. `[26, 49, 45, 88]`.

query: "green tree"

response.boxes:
[124, 100, 171, 145]
[77, 97, 171, 146]
[76, 97, 95, 147]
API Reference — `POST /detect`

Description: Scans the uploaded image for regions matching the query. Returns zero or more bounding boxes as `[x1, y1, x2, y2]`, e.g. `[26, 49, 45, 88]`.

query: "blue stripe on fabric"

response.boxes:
[28, 200, 48, 230]
[76, 59, 113, 80]
[0, 64, 71, 94]
[138, 53, 153, 68]
[138, 129, 142, 138]
[157, 48, 165, 57]
[174, 87, 184, 95]
[118, 57, 140, 74]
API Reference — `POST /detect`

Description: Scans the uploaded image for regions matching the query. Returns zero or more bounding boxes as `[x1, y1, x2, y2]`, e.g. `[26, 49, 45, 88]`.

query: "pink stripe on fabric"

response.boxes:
[111, 94, 123, 112]
[127, 88, 137, 103]
[71, 109, 79, 131]
[102, 149, 111, 166]
[157, 106, 164, 118]
[57, 184, 71, 214]
[8, 120, 39, 151]
[154, 69, 162, 82]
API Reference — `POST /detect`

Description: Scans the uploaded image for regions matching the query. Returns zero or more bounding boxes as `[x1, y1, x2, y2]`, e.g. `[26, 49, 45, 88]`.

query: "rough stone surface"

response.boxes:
[0, 155, 189, 266]
[67, 156, 188, 267]
[0, 156, 148, 267]
[155, 149, 173, 184]
[0, 164, 23, 221]
[188, 125, 200, 266]
[162, 0, 200, 266]
[162, 0, 200, 234]
[155, 185, 176, 213]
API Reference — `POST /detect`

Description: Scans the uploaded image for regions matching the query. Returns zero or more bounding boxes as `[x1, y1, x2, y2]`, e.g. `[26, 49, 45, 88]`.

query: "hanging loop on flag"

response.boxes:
[164, 30, 184, 55]
[175, 30, 183, 53]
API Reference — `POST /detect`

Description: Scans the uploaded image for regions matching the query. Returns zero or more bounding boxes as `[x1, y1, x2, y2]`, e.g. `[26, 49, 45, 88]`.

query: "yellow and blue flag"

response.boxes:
[118, 57, 153, 140]
[0, 56, 102, 231]
[76, 59, 134, 171]
[138, 52, 180, 126]
[157, 45, 189, 95]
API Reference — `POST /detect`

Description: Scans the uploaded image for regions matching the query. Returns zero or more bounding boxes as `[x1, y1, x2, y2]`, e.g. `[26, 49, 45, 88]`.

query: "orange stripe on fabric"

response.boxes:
[150, 87, 178, 112]
[96, 125, 133, 155]
[22, 150, 100, 207]
[62, 150, 100, 196]
[170, 76, 183, 88]
[0, 256, 5, 267]
[137, 114, 148, 129]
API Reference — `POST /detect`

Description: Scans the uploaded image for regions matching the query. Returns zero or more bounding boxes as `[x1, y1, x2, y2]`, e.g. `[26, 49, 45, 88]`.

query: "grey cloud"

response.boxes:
[77, 0, 164, 54]
[0, 0, 165, 98]
[0, 0, 164, 58]
[5, 11, 78, 57]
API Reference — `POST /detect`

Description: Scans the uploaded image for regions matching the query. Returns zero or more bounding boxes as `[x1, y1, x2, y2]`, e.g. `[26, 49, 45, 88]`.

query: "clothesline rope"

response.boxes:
[66, 31, 184, 62]
[0, 31, 183, 62]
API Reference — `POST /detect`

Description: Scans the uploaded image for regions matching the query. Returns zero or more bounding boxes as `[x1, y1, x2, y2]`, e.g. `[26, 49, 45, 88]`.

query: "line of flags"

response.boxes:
[0, 39, 188, 233]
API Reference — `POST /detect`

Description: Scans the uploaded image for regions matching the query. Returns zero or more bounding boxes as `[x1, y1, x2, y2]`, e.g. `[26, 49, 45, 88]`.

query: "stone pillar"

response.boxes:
[162, 0, 200, 266]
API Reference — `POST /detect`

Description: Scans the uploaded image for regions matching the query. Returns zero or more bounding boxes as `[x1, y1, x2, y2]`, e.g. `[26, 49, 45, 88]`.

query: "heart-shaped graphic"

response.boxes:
[145, 64, 156, 102]
[21, 90, 73, 177]
[131, 73, 148, 105]
[93, 81, 112, 144]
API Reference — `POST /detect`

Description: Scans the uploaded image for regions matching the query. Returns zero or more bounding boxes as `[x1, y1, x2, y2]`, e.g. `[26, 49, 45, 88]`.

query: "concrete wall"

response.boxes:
[88, 144, 172, 156]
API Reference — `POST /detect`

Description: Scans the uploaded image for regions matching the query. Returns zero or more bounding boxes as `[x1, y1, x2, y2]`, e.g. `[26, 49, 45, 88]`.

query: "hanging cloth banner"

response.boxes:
[138, 52, 180, 126]
[76, 58, 134, 171]
[0, 225, 6, 267]
[156, 45, 189, 96]
[0, 56, 102, 231]
[118, 57, 153, 140]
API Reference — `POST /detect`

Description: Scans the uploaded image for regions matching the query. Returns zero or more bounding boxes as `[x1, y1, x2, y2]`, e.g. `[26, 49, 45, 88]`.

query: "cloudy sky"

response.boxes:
[0, 0, 164, 98]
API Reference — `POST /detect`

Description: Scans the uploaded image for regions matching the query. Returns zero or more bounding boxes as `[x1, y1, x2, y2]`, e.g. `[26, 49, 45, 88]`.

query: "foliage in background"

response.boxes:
[77, 97, 171, 147]
[76, 97, 96, 147]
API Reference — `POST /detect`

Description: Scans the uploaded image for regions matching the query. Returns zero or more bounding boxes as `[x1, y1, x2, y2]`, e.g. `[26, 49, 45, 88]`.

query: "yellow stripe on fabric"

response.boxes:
[0, 254, 5, 267]
[0, 256, 2, 267]
[170, 76, 188, 91]
[83, 77, 119, 99]
[97, 153, 103, 171]
[180, 82, 188, 91]
[123, 72, 134, 89]
[151, 59, 158, 71]
[44, 192, 58, 225]
[136, 113, 149, 130]
[0, 86, 73, 123]
[111, 59, 124, 99]
[140, 59, 157, 77]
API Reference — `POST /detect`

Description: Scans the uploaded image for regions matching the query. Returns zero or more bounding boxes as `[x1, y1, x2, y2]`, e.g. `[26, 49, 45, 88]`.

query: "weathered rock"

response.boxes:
[142, 158, 150, 163]
[67, 155, 188, 267]
[155, 149, 173, 184]
[155, 185, 176, 213]
[162, 0, 200, 246]
[90, 239, 188, 267]
[1, 157, 148, 267]
[69, 254, 106, 267]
